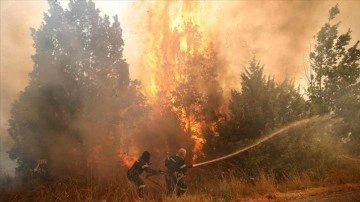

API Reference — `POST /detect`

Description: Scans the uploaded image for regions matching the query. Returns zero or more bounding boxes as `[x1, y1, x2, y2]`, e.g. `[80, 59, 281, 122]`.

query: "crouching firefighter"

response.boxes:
[164, 148, 192, 197]
[127, 151, 160, 199]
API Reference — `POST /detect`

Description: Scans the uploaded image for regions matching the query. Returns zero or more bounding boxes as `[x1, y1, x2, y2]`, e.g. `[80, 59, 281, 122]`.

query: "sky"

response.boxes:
[1, 0, 360, 176]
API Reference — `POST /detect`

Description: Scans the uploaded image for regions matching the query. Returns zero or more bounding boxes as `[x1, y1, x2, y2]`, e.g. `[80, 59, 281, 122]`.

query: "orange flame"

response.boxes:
[138, 1, 216, 160]
[118, 147, 139, 168]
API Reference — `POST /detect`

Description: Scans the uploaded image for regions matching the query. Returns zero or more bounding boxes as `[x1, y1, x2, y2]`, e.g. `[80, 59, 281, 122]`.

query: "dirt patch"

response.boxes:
[288, 190, 360, 202]
[236, 183, 360, 202]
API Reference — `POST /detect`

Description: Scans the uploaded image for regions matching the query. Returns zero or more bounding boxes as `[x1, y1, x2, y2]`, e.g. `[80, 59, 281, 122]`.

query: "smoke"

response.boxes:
[0, 1, 47, 175]
[209, 1, 360, 88]
[0, 1, 132, 179]
[1, 1, 360, 177]
[202, 1, 324, 86]
[130, 109, 194, 167]
[124, 1, 360, 95]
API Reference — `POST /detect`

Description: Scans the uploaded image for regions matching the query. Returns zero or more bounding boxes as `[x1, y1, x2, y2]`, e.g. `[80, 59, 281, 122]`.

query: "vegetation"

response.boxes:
[2, 1, 360, 201]
[1, 145, 360, 201]
[220, 58, 306, 141]
[7, 0, 146, 180]
[307, 4, 360, 116]
[307, 4, 360, 155]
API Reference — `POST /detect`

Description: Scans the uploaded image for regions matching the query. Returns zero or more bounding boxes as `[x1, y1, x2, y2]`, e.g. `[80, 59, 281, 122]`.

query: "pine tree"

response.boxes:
[220, 58, 307, 142]
[228, 58, 275, 140]
[8, 0, 145, 179]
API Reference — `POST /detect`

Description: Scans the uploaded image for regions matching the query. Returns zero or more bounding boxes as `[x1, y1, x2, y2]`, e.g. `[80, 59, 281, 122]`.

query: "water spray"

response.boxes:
[192, 115, 335, 168]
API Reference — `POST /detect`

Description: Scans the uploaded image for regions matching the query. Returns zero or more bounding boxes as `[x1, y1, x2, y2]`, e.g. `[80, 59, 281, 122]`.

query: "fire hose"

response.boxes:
[146, 115, 335, 183]
[145, 171, 167, 188]
[192, 115, 334, 168]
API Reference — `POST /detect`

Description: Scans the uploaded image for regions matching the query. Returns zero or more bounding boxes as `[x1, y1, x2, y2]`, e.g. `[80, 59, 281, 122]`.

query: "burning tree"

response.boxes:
[135, 1, 225, 161]
[8, 0, 145, 179]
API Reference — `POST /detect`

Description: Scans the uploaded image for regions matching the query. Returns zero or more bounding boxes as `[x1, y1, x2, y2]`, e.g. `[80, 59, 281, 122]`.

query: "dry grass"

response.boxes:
[1, 156, 360, 201]
[278, 173, 317, 192]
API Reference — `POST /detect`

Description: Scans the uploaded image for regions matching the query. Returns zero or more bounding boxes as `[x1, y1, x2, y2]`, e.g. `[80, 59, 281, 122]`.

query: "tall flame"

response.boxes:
[139, 1, 211, 98]
[136, 1, 216, 160]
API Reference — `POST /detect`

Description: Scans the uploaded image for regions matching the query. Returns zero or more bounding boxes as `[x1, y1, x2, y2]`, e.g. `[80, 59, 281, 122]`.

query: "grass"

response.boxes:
[1, 155, 360, 201]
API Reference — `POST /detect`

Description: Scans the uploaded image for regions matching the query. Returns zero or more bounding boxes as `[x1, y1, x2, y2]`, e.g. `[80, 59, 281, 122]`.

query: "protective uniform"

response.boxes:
[165, 148, 188, 196]
[127, 151, 158, 199]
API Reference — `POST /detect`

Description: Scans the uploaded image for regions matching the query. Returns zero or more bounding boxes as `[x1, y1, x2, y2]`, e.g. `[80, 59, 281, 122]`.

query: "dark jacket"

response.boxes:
[127, 158, 157, 179]
[165, 155, 187, 174]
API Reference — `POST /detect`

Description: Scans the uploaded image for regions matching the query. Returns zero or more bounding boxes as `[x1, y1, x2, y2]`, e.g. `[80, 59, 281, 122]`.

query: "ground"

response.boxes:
[238, 183, 360, 202]
[288, 190, 360, 202]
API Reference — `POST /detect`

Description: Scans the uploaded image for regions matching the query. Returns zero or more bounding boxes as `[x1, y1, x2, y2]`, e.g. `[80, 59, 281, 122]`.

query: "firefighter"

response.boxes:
[164, 148, 191, 197]
[127, 151, 160, 199]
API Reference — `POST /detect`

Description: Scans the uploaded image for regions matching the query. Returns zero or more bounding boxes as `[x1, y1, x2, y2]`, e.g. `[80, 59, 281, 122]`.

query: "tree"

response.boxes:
[276, 79, 307, 124]
[307, 4, 360, 154]
[223, 58, 276, 141]
[169, 21, 224, 159]
[308, 4, 360, 115]
[218, 57, 307, 142]
[8, 0, 145, 179]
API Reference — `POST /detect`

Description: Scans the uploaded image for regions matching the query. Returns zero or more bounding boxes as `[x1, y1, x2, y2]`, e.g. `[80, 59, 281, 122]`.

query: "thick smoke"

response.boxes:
[204, 1, 328, 87]
[1, 1, 360, 177]
[1, 1, 47, 175]
[125, 1, 360, 93]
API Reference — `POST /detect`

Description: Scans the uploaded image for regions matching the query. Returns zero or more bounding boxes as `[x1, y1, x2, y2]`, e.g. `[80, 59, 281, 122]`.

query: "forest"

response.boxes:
[1, 0, 359, 201]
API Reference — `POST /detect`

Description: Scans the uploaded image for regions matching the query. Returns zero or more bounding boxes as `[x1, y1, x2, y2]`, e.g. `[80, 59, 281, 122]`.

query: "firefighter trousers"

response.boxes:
[127, 172, 145, 198]
[165, 173, 187, 197]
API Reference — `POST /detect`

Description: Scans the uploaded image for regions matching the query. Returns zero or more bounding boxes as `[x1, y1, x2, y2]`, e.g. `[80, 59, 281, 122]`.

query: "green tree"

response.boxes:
[224, 58, 276, 140]
[218, 58, 307, 143]
[8, 0, 145, 179]
[276, 79, 307, 124]
[308, 4, 360, 115]
[307, 4, 360, 154]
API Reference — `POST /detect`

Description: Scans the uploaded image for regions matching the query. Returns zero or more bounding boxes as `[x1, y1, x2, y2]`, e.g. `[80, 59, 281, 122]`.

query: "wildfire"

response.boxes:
[118, 147, 139, 168]
[140, 1, 209, 97]
[136, 1, 216, 160]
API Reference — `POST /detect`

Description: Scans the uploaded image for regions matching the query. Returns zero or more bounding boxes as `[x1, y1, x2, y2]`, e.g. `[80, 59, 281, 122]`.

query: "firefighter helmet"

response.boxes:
[141, 151, 151, 162]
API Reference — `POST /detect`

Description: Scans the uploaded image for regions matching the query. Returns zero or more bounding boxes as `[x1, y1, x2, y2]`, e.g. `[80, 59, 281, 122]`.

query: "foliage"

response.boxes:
[307, 4, 360, 154]
[2, 155, 360, 202]
[205, 115, 346, 186]
[7, 0, 146, 180]
[169, 22, 224, 159]
[307, 4, 360, 114]
[217, 57, 307, 143]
